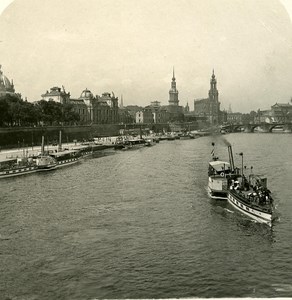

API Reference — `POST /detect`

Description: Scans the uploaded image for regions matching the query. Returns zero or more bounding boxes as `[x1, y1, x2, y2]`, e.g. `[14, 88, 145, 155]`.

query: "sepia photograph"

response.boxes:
[0, 0, 292, 299]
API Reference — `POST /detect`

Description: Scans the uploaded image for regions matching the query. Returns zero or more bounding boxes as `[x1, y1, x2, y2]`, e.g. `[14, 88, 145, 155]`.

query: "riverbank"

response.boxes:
[0, 122, 203, 149]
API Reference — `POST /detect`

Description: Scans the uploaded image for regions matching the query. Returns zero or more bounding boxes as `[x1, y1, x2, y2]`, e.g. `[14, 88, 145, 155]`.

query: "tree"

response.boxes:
[34, 100, 63, 125]
[0, 97, 9, 126]
[62, 102, 80, 124]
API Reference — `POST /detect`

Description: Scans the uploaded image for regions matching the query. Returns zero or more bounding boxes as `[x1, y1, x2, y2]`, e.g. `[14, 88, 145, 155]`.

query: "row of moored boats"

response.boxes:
[0, 135, 85, 179]
[0, 131, 196, 179]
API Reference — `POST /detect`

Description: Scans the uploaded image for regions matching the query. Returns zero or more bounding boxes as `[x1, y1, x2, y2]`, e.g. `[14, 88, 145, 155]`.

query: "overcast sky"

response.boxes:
[1, 0, 292, 112]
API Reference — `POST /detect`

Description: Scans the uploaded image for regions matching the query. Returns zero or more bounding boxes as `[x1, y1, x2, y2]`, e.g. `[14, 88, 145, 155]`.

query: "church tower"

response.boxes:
[168, 67, 179, 106]
[208, 70, 220, 125]
[208, 69, 219, 102]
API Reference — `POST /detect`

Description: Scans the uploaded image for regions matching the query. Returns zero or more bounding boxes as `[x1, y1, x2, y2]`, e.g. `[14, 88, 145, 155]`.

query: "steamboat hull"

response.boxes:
[37, 164, 57, 171]
[0, 166, 38, 179]
[228, 191, 273, 225]
[208, 186, 228, 200]
[55, 157, 80, 168]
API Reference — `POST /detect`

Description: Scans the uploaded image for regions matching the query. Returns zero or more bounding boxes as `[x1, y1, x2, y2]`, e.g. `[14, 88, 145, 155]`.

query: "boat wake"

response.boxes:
[272, 283, 292, 292]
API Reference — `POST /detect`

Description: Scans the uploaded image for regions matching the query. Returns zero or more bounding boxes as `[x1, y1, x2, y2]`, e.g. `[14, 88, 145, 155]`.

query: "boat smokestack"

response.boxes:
[58, 131, 62, 152]
[41, 136, 45, 155]
[228, 145, 235, 172]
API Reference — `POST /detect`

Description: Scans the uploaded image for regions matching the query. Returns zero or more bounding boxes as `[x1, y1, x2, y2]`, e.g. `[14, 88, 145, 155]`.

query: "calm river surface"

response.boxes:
[1, 133, 292, 299]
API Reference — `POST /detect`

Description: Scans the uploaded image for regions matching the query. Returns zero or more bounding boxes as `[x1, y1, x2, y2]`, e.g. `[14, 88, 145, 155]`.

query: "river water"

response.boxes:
[1, 133, 292, 299]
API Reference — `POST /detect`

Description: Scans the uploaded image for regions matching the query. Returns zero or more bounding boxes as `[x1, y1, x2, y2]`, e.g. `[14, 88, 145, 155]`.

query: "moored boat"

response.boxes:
[36, 136, 57, 171]
[114, 136, 145, 150]
[180, 132, 195, 139]
[166, 134, 176, 141]
[144, 137, 155, 147]
[48, 131, 81, 167]
[0, 157, 38, 179]
[49, 149, 81, 168]
[36, 155, 57, 171]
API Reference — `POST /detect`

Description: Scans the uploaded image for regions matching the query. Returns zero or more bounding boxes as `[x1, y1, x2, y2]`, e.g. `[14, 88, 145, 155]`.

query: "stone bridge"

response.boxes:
[222, 123, 292, 133]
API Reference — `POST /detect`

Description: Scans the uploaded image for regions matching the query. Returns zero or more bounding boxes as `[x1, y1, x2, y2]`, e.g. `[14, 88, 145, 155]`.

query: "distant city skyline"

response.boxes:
[1, 0, 292, 112]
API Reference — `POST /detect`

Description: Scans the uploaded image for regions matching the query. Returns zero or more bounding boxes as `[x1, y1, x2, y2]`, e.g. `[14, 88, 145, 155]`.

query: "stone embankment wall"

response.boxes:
[0, 123, 197, 149]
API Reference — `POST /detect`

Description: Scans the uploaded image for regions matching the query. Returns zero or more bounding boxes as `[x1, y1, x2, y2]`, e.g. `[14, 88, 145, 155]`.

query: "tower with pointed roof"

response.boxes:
[168, 67, 179, 106]
[209, 69, 219, 102]
[194, 70, 222, 125]
[209, 70, 220, 124]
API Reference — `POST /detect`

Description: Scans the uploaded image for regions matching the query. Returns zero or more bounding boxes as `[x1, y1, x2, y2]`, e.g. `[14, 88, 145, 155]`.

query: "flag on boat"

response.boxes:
[211, 149, 215, 156]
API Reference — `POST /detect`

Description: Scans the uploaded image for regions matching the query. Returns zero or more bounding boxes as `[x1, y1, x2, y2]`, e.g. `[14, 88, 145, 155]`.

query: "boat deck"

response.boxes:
[229, 188, 273, 214]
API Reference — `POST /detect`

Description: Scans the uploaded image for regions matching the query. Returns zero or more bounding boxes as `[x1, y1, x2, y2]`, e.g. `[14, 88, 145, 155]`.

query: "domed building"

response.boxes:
[41, 84, 119, 124]
[79, 88, 94, 121]
[79, 88, 94, 102]
[69, 89, 119, 124]
[0, 65, 17, 97]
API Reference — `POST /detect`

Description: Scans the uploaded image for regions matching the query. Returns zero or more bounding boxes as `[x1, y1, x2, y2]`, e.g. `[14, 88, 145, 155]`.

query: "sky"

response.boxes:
[1, 0, 292, 112]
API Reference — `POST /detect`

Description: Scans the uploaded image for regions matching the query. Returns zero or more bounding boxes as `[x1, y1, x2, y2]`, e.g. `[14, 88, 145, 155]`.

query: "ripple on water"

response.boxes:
[0, 134, 292, 299]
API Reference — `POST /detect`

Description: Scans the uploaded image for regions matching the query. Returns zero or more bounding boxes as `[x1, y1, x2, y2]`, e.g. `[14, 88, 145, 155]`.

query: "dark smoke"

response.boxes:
[211, 135, 231, 147]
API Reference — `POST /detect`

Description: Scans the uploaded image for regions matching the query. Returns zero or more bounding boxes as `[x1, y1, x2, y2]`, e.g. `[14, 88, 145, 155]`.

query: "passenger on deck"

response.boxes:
[230, 179, 235, 190]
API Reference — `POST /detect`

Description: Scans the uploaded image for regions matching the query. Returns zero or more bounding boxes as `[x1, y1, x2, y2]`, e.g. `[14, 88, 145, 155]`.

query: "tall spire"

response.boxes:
[209, 69, 218, 102]
[120, 94, 124, 108]
[169, 67, 179, 106]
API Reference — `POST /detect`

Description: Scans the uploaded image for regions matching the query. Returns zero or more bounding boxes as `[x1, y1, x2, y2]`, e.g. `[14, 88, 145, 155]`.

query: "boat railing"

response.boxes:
[229, 190, 273, 213]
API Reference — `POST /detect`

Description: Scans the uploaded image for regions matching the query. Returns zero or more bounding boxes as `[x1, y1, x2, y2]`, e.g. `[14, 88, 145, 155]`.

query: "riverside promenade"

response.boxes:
[0, 136, 118, 163]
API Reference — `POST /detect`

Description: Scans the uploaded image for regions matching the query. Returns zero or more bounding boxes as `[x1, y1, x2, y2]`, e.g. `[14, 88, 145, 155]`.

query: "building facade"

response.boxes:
[0, 65, 19, 98]
[41, 86, 70, 104]
[95, 92, 119, 124]
[227, 112, 243, 124]
[136, 106, 154, 124]
[42, 87, 119, 124]
[148, 101, 169, 123]
[194, 70, 221, 125]
[271, 103, 292, 123]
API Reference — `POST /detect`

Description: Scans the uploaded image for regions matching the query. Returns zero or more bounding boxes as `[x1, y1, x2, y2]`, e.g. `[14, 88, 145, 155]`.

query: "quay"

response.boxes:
[0, 130, 210, 163]
[0, 138, 116, 163]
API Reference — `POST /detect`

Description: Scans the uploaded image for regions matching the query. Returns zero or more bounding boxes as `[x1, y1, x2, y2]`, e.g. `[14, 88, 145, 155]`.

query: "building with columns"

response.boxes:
[194, 70, 222, 125]
[41, 86, 119, 124]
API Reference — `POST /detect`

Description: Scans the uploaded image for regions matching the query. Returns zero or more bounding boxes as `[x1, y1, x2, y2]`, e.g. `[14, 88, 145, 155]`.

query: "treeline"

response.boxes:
[0, 94, 80, 127]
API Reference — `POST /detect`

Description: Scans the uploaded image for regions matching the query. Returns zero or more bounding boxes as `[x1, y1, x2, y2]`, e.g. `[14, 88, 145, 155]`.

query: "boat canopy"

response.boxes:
[209, 160, 230, 172]
[49, 149, 80, 157]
